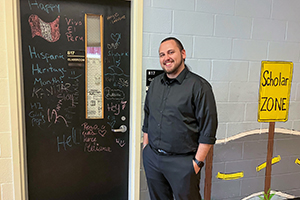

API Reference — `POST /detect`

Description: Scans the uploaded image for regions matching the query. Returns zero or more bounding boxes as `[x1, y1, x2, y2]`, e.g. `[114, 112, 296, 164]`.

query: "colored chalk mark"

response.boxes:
[216, 171, 244, 180]
[28, 14, 61, 42]
[256, 155, 281, 172]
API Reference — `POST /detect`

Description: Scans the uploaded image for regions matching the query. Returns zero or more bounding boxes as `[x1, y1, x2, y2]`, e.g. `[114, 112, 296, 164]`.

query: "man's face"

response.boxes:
[159, 40, 186, 78]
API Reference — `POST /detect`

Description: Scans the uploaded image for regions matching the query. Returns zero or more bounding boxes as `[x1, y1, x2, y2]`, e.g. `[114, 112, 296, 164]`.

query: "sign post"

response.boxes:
[258, 61, 293, 199]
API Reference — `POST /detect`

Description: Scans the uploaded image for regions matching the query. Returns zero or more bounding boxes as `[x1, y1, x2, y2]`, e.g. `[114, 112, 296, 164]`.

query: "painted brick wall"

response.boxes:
[142, 0, 300, 139]
[0, 0, 14, 200]
[141, 0, 300, 199]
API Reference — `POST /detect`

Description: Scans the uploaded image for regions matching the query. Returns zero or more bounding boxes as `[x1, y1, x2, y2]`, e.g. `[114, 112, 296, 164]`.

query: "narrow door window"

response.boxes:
[85, 14, 104, 119]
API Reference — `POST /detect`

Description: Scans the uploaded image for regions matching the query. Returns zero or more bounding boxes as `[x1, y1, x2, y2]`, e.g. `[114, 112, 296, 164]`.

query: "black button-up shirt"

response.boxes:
[142, 67, 218, 154]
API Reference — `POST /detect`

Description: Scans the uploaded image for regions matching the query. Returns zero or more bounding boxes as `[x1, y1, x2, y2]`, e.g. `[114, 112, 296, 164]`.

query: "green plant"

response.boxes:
[258, 189, 276, 200]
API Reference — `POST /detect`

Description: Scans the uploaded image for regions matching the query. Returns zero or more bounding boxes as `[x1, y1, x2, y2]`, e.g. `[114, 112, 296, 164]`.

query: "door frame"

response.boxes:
[6, 0, 143, 199]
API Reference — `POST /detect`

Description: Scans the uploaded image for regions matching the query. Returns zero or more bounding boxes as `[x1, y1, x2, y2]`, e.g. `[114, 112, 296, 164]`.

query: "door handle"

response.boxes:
[111, 125, 127, 133]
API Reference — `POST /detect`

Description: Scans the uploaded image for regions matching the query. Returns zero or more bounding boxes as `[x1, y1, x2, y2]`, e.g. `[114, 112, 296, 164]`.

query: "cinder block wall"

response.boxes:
[0, 0, 14, 200]
[208, 132, 300, 200]
[141, 0, 300, 199]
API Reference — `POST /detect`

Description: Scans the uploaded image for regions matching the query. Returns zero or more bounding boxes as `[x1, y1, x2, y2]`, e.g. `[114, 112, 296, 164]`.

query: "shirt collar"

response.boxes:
[161, 66, 189, 85]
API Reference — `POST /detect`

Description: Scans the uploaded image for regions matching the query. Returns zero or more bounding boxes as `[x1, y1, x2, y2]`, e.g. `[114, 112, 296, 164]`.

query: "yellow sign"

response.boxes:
[258, 61, 293, 122]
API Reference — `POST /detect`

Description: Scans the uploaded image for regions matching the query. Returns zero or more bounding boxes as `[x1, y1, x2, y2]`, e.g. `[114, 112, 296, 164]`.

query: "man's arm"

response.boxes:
[192, 84, 218, 173]
[143, 132, 149, 149]
[193, 143, 213, 173]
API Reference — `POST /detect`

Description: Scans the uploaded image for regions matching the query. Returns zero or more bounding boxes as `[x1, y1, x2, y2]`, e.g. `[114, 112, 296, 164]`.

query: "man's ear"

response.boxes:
[181, 49, 186, 60]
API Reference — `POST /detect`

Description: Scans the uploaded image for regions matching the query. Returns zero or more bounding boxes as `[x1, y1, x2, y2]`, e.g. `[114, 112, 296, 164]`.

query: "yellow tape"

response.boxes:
[295, 158, 300, 165]
[216, 171, 244, 180]
[256, 155, 281, 172]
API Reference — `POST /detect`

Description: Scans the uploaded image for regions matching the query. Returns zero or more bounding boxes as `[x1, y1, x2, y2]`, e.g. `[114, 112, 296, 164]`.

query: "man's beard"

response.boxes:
[163, 58, 184, 75]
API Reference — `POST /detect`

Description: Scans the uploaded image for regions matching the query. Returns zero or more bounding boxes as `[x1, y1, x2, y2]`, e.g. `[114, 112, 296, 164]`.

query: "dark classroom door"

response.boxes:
[20, 0, 130, 199]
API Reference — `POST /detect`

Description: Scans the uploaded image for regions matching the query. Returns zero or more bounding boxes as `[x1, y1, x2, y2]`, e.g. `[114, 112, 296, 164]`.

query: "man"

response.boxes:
[142, 37, 218, 200]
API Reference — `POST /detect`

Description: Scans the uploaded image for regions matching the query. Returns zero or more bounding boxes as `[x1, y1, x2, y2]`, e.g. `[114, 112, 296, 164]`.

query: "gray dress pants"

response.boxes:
[143, 144, 201, 200]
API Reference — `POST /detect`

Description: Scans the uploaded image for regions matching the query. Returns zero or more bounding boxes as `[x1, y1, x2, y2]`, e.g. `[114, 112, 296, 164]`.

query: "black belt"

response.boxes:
[149, 144, 195, 156]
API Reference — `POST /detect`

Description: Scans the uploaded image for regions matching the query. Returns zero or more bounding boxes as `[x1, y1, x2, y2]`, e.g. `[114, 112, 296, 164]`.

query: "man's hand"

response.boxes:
[143, 133, 149, 150]
[192, 160, 201, 174]
[143, 144, 148, 150]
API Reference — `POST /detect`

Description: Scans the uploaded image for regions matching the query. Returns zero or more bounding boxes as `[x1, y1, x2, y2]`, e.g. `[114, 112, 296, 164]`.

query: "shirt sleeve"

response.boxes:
[194, 84, 218, 144]
[142, 90, 150, 133]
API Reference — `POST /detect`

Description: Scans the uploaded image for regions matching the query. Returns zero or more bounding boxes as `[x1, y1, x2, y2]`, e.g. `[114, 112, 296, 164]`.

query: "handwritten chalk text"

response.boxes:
[32, 63, 66, 77]
[29, 45, 64, 63]
[28, 0, 60, 13]
[65, 18, 84, 42]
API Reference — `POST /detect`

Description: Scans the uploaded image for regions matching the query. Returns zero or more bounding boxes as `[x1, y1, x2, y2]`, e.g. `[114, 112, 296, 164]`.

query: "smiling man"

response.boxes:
[142, 37, 218, 200]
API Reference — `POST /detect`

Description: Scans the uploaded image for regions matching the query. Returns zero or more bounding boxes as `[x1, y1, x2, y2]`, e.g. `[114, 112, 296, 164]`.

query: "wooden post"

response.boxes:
[264, 122, 275, 199]
[204, 147, 214, 200]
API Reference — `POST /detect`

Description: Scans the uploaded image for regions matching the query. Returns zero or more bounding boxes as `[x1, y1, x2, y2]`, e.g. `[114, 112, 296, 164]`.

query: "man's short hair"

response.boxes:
[160, 37, 184, 51]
